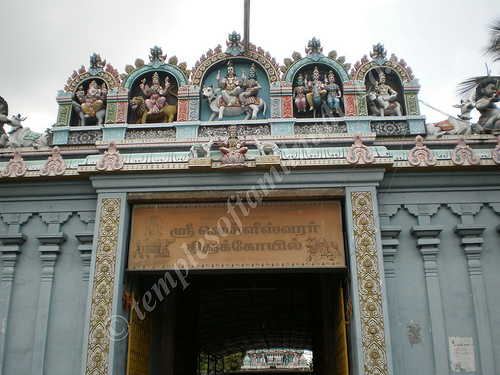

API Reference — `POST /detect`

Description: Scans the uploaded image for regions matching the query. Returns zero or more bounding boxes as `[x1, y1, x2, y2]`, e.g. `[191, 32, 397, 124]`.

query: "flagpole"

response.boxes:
[244, 0, 250, 52]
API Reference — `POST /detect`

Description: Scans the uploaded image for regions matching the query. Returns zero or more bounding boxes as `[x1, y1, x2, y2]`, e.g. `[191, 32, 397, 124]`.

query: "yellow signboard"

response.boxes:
[128, 200, 344, 270]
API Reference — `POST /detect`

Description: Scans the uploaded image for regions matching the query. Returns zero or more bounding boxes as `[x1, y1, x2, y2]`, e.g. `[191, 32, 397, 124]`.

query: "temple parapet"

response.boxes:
[1, 34, 496, 151]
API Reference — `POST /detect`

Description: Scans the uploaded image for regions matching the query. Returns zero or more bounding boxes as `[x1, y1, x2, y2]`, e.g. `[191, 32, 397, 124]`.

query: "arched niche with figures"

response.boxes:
[120, 46, 190, 124]
[289, 64, 345, 118]
[71, 78, 109, 126]
[281, 38, 351, 119]
[197, 57, 271, 122]
[364, 67, 406, 117]
[58, 53, 120, 127]
[125, 70, 180, 124]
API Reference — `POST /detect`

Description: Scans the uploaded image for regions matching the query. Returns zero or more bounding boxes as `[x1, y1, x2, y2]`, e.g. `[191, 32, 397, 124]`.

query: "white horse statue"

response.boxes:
[7, 115, 48, 148]
[366, 91, 402, 116]
[426, 99, 474, 136]
[201, 85, 266, 121]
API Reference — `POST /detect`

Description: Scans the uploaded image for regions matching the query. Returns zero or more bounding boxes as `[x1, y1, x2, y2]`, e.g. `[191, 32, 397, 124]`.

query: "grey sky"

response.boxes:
[1, 0, 498, 132]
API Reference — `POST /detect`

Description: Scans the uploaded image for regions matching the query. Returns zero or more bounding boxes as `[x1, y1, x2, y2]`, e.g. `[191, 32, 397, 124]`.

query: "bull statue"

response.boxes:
[201, 85, 266, 121]
[426, 99, 475, 137]
[7, 115, 48, 148]
[366, 91, 402, 116]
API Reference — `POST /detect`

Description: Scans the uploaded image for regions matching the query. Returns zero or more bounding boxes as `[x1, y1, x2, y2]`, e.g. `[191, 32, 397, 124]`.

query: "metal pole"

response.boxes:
[244, 0, 250, 52]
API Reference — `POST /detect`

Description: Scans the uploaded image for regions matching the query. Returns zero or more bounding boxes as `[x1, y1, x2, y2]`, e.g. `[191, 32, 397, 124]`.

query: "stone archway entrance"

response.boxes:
[125, 198, 349, 374]
[126, 271, 350, 375]
[84, 188, 390, 375]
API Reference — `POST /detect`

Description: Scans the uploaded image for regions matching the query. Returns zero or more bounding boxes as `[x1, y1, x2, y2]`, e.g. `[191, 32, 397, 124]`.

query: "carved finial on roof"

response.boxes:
[305, 37, 323, 61]
[149, 46, 167, 68]
[226, 31, 245, 56]
[370, 43, 387, 64]
[88, 53, 105, 75]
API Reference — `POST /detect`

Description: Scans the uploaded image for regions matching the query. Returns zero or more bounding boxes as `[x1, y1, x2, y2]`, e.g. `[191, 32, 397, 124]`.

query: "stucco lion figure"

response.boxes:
[130, 96, 177, 124]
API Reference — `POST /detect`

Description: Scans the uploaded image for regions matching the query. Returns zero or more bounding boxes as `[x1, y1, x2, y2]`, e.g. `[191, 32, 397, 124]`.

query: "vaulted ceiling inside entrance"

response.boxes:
[196, 273, 317, 357]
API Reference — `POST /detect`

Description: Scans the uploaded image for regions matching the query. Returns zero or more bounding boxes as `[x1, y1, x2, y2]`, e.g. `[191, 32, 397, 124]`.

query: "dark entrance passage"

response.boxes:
[126, 272, 349, 375]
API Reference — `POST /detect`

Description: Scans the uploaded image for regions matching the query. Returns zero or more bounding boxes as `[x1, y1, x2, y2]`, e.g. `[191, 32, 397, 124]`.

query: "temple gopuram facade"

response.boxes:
[0, 34, 499, 375]
[241, 349, 309, 371]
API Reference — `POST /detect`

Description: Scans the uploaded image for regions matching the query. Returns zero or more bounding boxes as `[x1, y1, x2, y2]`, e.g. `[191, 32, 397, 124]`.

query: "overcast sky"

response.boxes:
[1, 0, 498, 133]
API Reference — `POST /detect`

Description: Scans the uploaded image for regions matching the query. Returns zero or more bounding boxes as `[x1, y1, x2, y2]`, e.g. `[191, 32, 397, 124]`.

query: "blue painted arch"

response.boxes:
[192, 53, 279, 88]
[282, 56, 350, 84]
[198, 57, 271, 121]
[121, 63, 189, 91]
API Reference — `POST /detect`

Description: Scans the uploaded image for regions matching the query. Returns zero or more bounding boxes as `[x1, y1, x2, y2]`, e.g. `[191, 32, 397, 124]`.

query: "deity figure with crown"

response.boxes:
[75, 80, 107, 119]
[305, 66, 327, 111]
[219, 124, 248, 166]
[293, 73, 308, 113]
[474, 77, 500, 134]
[325, 70, 342, 115]
[140, 72, 170, 114]
[239, 63, 262, 107]
[216, 61, 242, 107]
[374, 71, 398, 109]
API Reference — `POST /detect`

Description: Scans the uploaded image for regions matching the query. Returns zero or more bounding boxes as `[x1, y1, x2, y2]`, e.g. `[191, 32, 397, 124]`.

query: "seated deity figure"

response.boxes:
[305, 66, 327, 111]
[140, 72, 170, 115]
[219, 124, 248, 165]
[216, 60, 241, 107]
[75, 80, 107, 118]
[325, 70, 342, 114]
[474, 77, 500, 134]
[293, 73, 308, 113]
[239, 63, 262, 107]
[374, 71, 398, 109]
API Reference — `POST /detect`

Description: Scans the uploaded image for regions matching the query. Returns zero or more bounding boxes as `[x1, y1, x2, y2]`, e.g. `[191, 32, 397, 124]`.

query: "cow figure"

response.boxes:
[7, 115, 48, 148]
[426, 99, 475, 137]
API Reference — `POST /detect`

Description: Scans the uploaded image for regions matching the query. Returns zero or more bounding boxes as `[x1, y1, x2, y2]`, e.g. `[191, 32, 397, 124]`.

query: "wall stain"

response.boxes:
[407, 322, 422, 346]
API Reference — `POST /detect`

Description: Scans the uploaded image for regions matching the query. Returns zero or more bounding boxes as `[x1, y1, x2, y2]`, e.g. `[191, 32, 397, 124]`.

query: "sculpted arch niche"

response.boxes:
[364, 67, 406, 116]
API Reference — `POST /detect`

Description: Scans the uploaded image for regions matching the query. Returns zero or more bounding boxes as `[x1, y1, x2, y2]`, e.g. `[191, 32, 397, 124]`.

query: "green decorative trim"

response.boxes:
[122, 64, 189, 90]
[105, 103, 117, 124]
[282, 56, 350, 84]
[356, 94, 368, 116]
[191, 52, 279, 87]
[56, 104, 72, 126]
[405, 94, 420, 115]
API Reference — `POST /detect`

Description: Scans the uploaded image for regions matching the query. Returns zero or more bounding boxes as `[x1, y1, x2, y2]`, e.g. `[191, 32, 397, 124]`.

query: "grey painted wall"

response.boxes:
[0, 180, 97, 374]
[378, 171, 500, 374]
[0, 168, 499, 374]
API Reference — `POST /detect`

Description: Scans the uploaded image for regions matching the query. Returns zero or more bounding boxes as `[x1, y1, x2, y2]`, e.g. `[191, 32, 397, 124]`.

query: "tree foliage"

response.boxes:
[483, 17, 500, 62]
[458, 17, 500, 99]
[198, 352, 244, 374]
